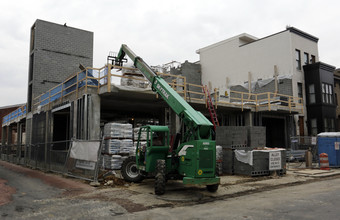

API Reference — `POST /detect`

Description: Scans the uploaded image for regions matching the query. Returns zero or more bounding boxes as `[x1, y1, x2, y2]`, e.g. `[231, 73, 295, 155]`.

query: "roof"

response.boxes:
[286, 27, 319, 43]
[197, 26, 319, 53]
[0, 103, 25, 110]
[303, 62, 336, 72]
[196, 33, 258, 54]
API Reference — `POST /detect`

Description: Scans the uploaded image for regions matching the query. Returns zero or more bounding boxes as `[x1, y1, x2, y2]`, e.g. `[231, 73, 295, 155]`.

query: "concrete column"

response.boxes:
[84, 95, 88, 139]
[170, 109, 181, 135]
[25, 116, 33, 164]
[158, 107, 167, 126]
[244, 111, 253, 126]
[1, 126, 7, 146]
[16, 123, 21, 163]
[72, 99, 78, 139]
[8, 126, 13, 154]
[88, 94, 101, 140]
[44, 111, 51, 170]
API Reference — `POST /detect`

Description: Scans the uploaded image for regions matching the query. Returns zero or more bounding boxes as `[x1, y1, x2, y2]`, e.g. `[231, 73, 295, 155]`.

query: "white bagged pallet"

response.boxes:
[104, 123, 132, 138]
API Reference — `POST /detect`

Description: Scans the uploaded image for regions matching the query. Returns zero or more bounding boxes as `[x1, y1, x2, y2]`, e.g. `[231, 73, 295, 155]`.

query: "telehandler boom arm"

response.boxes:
[116, 44, 213, 141]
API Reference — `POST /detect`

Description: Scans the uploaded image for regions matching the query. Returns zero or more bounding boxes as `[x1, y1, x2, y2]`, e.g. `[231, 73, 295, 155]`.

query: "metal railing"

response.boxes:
[1, 139, 103, 182]
[3, 64, 304, 126]
[217, 89, 303, 113]
[287, 136, 319, 168]
[33, 67, 104, 109]
[2, 105, 26, 125]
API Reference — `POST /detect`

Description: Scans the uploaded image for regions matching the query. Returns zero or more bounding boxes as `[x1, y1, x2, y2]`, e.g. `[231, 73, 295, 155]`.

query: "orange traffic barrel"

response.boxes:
[319, 153, 330, 170]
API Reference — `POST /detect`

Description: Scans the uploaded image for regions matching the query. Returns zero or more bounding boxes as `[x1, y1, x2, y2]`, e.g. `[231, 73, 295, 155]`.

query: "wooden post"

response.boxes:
[214, 88, 218, 109]
[268, 93, 271, 111]
[183, 77, 187, 101]
[241, 93, 244, 112]
[274, 65, 278, 94]
[107, 64, 111, 93]
[85, 69, 88, 94]
[48, 90, 51, 109]
[248, 72, 252, 100]
[255, 93, 258, 112]
[61, 82, 64, 103]
[204, 86, 208, 108]
[76, 72, 79, 99]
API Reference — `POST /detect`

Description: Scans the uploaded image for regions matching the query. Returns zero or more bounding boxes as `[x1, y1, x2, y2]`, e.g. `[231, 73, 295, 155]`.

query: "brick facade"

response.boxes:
[0, 105, 23, 142]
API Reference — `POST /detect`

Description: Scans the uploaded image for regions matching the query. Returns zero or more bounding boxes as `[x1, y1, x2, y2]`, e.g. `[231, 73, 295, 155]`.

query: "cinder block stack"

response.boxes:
[216, 126, 248, 148]
[233, 150, 286, 176]
[247, 126, 266, 148]
[217, 126, 286, 176]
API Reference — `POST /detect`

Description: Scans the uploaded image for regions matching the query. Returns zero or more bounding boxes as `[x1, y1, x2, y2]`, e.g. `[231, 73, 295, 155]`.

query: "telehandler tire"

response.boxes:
[121, 156, 144, 183]
[155, 159, 166, 195]
[206, 184, 219, 192]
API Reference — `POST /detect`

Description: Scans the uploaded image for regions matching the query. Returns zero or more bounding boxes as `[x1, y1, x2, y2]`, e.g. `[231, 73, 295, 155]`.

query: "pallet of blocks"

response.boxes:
[101, 122, 133, 170]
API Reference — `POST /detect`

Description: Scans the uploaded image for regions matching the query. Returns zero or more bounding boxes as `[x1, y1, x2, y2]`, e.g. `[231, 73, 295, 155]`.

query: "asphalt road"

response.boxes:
[0, 161, 126, 219]
[1, 160, 340, 219]
[120, 177, 340, 220]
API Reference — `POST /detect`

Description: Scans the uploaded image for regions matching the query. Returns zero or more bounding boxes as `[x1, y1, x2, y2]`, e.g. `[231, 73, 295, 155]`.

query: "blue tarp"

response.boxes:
[2, 106, 26, 124]
[39, 70, 98, 105]
[3, 68, 98, 125]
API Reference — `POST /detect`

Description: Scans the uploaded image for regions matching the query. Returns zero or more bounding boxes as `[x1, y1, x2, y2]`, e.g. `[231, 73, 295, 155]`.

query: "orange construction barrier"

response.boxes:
[319, 153, 330, 170]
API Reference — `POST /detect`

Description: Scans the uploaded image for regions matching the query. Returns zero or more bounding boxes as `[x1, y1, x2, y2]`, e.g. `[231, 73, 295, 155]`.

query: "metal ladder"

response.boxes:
[203, 85, 219, 130]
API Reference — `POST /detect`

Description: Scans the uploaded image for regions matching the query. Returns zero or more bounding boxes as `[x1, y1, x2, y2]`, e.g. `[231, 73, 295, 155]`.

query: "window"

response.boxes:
[329, 84, 334, 104]
[324, 118, 335, 132]
[308, 84, 316, 104]
[304, 52, 309, 65]
[296, 49, 301, 70]
[311, 55, 316, 64]
[311, 118, 317, 135]
[331, 119, 335, 131]
[322, 83, 333, 104]
[298, 83, 303, 103]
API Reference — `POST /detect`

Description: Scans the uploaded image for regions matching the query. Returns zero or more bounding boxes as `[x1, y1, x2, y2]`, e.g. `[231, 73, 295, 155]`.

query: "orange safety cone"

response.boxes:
[319, 153, 330, 170]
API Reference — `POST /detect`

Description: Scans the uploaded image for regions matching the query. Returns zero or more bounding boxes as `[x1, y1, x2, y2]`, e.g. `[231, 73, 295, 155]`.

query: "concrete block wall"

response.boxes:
[233, 150, 286, 176]
[223, 149, 287, 176]
[170, 61, 202, 99]
[247, 126, 266, 148]
[216, 126, 266, 148]
[28, 19, 93, 109]
[216, 126, 248, 147]
[222, 148, 233, 174]
[33, 20, 93, 58]
[32, 50, 93, 98]
[230, 78, 293, 97]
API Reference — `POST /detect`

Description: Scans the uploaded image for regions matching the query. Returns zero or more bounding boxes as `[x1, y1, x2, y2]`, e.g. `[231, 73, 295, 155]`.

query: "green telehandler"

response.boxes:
[115, 45, 220, 195]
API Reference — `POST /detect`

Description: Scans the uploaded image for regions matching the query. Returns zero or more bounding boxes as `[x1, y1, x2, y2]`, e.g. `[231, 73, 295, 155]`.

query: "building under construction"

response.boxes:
[1, 20, 302, 175]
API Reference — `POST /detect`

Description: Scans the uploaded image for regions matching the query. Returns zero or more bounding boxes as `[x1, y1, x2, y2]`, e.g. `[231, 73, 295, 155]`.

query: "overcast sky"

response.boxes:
[0, 0, 339, 107]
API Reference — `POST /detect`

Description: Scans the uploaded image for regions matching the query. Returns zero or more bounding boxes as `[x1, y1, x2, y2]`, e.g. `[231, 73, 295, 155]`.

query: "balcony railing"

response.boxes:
[2, 64, 303, 126]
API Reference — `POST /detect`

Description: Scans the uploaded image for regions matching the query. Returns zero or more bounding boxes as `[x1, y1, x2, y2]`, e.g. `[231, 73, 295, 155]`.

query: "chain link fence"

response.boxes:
[288, 136, 318, 168]
[1, 139, 103, 182]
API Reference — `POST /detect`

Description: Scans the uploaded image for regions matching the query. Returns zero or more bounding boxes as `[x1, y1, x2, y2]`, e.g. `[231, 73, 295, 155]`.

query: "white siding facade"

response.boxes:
[197, 28, 319, 135]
